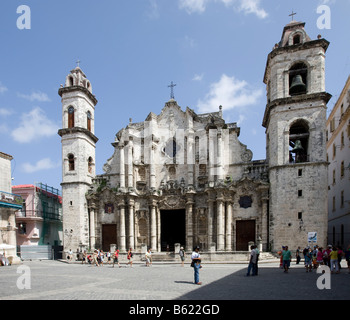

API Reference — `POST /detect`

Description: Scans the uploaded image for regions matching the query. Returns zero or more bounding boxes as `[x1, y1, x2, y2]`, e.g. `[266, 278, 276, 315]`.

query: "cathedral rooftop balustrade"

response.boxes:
[244, 160, 269, 181]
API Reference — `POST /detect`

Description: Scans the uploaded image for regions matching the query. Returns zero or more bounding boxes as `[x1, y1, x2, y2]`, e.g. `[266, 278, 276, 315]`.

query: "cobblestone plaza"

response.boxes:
[0, 260, 349, 302]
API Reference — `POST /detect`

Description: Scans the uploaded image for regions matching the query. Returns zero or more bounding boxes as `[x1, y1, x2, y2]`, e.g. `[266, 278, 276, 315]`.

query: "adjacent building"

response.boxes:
[326, 75, 350, 248]
[0, 152, 22, 264]
[13, 183, 63, 249]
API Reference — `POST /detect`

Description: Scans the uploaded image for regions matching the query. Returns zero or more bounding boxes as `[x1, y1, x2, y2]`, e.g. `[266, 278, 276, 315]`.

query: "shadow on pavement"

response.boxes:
[175, 265, 350, 300]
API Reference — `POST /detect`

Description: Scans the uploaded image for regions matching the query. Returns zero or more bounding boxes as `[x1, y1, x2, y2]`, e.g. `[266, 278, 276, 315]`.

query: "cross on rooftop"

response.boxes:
[168, 81, 176, 100]
[76, 59, 81, 68]
[289, 10, 297, 21]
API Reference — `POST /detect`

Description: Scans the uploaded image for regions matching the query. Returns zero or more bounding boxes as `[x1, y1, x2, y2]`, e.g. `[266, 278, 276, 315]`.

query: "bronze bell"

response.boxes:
[290, 75, 306, 95]
[291, 140, 304, 153]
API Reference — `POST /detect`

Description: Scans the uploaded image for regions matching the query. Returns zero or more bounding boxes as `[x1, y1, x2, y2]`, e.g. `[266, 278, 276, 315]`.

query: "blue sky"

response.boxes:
[1, 0, 349, 191]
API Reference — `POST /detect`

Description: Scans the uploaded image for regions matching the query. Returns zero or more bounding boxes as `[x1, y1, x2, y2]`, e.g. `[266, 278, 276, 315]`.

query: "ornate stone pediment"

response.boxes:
[158, 195, 186, 210]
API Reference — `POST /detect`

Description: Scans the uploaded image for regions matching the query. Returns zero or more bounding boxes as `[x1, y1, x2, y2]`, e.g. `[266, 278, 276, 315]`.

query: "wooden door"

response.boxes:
[236, 220, 255, 251]
[102, 224, 117, 252]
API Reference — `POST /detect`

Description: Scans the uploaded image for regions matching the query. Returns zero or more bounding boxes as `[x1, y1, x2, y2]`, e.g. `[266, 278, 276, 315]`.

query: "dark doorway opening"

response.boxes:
[102, 224, 117, 252]
[236, 220, 256, 251]
[161, 209, 186, 252]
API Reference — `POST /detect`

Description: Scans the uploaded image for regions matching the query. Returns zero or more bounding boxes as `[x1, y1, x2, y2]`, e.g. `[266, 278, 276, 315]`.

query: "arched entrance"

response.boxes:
[160, 209, 186, 251]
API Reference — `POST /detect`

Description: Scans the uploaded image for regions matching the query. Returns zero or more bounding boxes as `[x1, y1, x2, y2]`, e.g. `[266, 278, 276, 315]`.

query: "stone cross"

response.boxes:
[289, 10, 297, 21]
[168, 81, 176, 100]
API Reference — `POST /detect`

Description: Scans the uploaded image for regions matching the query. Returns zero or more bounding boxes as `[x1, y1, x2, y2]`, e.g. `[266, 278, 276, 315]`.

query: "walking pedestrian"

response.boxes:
[345, 245, 350, 274]
[323, 245, 332, 267]
[316, 247, 324, 267]
[99, 250, 104, 266]
[278, 246, 285, 269]
[296, 247, 301, 264]
[337, 246, 344, 270]
[246, 245, 257, 276]
[330, 246, 339, 274]
[145, 248, 152, 267]
[304, 247, 312, 272]
[107, 251, 111, 264]
[254, 245, 260, 275]
[113, 248, 121, 268]
[191, 246, 202, 285]
[93, 250, 99, 266]
[67, 249, 73, 262]
[282, 245, 292, 273]
[179, 246, 186, 267]
[127, 248, 133, 267]
[82, 250, 87, 264]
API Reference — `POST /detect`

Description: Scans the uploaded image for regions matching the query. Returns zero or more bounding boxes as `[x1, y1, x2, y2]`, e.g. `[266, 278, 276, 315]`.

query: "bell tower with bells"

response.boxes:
[262, 19, 332, 251]
[58, 63, 98, 254]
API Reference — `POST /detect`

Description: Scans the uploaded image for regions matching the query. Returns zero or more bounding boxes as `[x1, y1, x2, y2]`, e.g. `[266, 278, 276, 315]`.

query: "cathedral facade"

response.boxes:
[58, 21, 331, 255]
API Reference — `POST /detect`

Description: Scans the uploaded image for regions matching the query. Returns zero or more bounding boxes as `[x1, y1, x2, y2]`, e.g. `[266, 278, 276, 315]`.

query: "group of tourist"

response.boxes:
[300, 244, 350, 274]
[78, 248, 128, 267]
[69, 245, 203, 285]
[278, 244, 350, 274]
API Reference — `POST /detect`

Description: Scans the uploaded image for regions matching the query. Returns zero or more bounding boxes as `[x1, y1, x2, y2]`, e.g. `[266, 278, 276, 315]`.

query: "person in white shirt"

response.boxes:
[191, 246, 202, 285]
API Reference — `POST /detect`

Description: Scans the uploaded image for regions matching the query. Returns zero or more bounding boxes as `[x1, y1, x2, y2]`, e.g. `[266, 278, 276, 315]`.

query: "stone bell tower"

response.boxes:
[58, 65, 98, 253]
[263, 21, 332, 251]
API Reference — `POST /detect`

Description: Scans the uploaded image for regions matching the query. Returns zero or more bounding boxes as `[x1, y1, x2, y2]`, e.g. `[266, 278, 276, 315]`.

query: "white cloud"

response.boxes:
[11, 107, 59, 143]
[179, 0, 208, 14]
[196, 74, 262, 113]
[22, 158, 60, 173]
[0, 108, 13, 117]
[178, 0, 268, 19]
[238, 0, 268, 19]
[0, 123, 9, 134]
[17, 91, 51, 102]
[193, 73, 204, 81]
[0, 83, 8, 94]
[146, 0, 160, 19]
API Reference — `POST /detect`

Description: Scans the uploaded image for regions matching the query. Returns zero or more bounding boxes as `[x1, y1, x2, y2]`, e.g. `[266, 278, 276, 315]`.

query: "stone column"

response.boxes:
[207, 193, 215, 250]
[217, 129, 223, 180]
[186, 195, 194, 251]
[225, 200, 233, 251]
[128, 198, 135, 250]
[257, 185, 269, 252]
[187, 131, 195, 187]
[150, 144, 156, 191]
[150, 200, 157, 251]
[119, 145, 125, 191]
[208, 129, 215, 183]
[89, 205, 96, 250]
[216, 191, 225, 251]
[118, 200, 126, 252]
[157, 207, 161, 252]
[128, 139, 134, 191]
[261, 197, 269, 252]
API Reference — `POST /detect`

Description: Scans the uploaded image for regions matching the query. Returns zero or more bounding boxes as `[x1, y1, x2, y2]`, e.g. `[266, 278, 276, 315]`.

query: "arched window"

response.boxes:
[88, 157, 93, 174]
[164, 138, 177, 158]
[293, 34, 301, 45]
[87, 111, 91, 131]
[68, 107, 75, 128]
[68, 76, 74, 87]
[289, 62, 307, 96]
[68, 154, 75, 171]
[289, 120, 309, 163]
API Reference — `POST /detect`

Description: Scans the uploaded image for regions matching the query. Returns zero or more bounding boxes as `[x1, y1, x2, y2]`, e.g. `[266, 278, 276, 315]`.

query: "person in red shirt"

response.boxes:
[113, 248, 121, 268]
